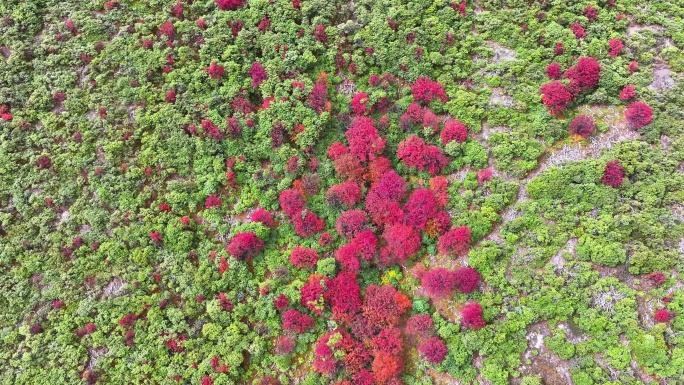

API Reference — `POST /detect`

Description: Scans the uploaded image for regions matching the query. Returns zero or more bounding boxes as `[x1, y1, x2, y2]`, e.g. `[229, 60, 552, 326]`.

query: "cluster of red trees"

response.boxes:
[540, 57, 600, 115]
[421, 266, 481, 298]
[279, 188, 324, 238]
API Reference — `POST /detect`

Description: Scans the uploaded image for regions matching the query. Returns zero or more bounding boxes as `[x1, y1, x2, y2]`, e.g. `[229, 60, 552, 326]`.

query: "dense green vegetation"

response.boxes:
[1, 0, 683, 384]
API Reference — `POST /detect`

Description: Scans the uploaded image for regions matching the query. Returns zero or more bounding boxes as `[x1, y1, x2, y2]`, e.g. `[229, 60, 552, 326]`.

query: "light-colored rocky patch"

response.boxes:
[487, 41, 516, 63]
[86, 347, 108, 370]
[549, 238, 577, 270]
[649, 63, 675, 92]
[102, 277, 126, 298]
[488, 87, 514, 107]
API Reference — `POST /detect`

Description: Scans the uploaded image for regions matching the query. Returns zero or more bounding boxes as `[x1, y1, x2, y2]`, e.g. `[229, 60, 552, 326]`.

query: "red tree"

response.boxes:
[546, 62, 562, 79]
[421, 268, 456, 298]
[308, 73, 329, 113]
[326, 181, 362, 208]
[327, 142, 349, 160]
[441, 120, 468, 145]
[206, 62, 225, 78]
[422, 109, 440, 130]
[411, 77, 448, 104]
[290, 246, 319, 269]
[608, 39, 624, 58]
[352, 229, 378, 261]
[569, 115, 596, 138]
[279, 189, 306, 217]
[251, 208, 275, 228]
[293, 210, 324, 238]
[452, 267, 481, 293]
[282, 309, 315, 333]
[362, 284, 411, 327]
[565, 57, 601, 92]
[324, 271, 362, 322]
[346, 116, 386, 161]
[300, 275, 325, 315]
[477, 168, 493, 184]
[570, 23, 586, 39]
[625, 101, 652, 129]
[654, 309, 671, 323]
[403, 189, 439, 230]
[619, 84, 636, 101]
[250, 62, 268, 87]
[381, 224, 421, 266]
[438, 226, 472, 256]
[406, 314, 434, 340]
[227, 232, 264, 260]
[335, 243, 361, 272]
[418, 337, 448, 363]
[313, 24, 327, 42]
[336, 210, 368, 239]
[334, 153, 365, 182]
[275, 335, 295, 354]
[370, 170, 407, 202]
[215, 0, 244, 10]
[373, 328, 403, 355]
[273, 294, 289, 311]
[600, 160, 624, 188]
[583, 5, 598, 21]
[351, 93, 373, 115]
[461, 302, 485, 329]
[372, 353, 404, 384]
[201, 118, 224, 141]
[397, 135, 448, 175]
[540, 81, 572, 115]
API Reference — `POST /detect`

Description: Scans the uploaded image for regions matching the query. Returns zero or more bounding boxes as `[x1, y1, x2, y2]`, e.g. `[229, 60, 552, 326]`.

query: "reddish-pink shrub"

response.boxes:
[217, 292, 233, 311]
[565, 57, 601, 92]
[276, 335, 295, 354]
[227, 232, 264, 260]
[411, 77, 448, 104]
[418, 337, 448, 363]
[369, 74, 381, 87]
[226, 117, 242, 138]
[381, 224, 421, 265]
[206, 62, 225, 78]
[282, 309, 315, 333]
[452, 267, 481, 293]
[546, 62, 562, 79]
[159, 21, 174, 40]
[335, 243, 361, 272]
[257, 17, 270, 32]
[372, 353, 404, 384]
[274, 294, 289, 311]
[554, 42, 565, 56]
[406, 314, 434, 340]
[397, 135, 448, 175]
[540, 81, 573, 115]
[477, 168, 493, 184]
[313, 24, 327, 42]
[250, 62, 268, 87]
[326, 181, 362, 208]
[569, 115, 596, 138]
[373, 328, 403, 355]
[362, 284, 411, 328]
[215, 0, 244, 10]
[422, 109, 440, 130]
[403, 189, 438, 230]
[583, 5, 598, 21]
[334, 153, 365, 182]
[646, 272, 666, 287]
[346, 116, 386, 161]
[251, 208, 275, 228]
[352, 229, 377, 261]
[608, 39, 624, 58]
[293, 210, 324, 238]
[336, 210, 368, 239]
[201, 118, 224, 141]
[421, 268, 456, 298]
[205, 194, 222, 209]
[353, 369, 374, 385]
[438, 226, 472, 256]
[654, 309, 671, 323]
[327, 142, 349, 161]
[150, 231, 163, 243]
[0, 105, 13, 121]
[300, 275, 325, 315]
[600, 160, 625, 188]
[324, 271, 362, 322]
[619, 84, 636, 101]
[279, 189, 306, 217]
[570, 23, 586, 39]
[290, 246, 319, 269]
[628, 61, 639, 75]
[351, 93, 373, 115]
[625, 101, 653, 129]
[308, 74, 329, 113]
[461, 302, 485, 329]
[165, 89, 176, 103]
[441, 120, 468, 145]
[370, 170, 407, 201]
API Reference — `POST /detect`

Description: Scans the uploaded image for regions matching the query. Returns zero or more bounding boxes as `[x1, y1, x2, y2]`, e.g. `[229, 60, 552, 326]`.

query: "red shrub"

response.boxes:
[421, 268, 456, 298]
[308, 74, 329, 113]
[372, 353, 404, 384]
[205, 194, 222, 209]
[600, 160, 624, 188]
[336, 210, 368, 239]
[352, 229, 378, 261]
[366, 194, 404, 228]
[326, 181, 362, 208]
[313, 24, 327, 43]
[335, 243, 361, 272]
[215, 0, 244, 10]
[477, 168, 493, 184]
[619, 84, 636, 101]
[206, 61, 225, 78]
[250, 62, 268, 87]
[251, 208, 275, 228]
[569, 115, 596, 138]
[583, 5, 598, 21]
[165, 89, 176, 103]
[452, 267, 481, 293]
[438, 226, 472, 256]
[540, 81, 572, 115]
[118, 313, 137, 328]
[625, 101, 652, 129]
[369, 74, 381, 87]
[217, 292, 233, 311]
[257, 17, 270, 32]
[397, 135, 448, 175]
[301, 275, 325, 315]
[334, 153, 365, 182]
[654, 309, 671, 323]
[426, 211, 451, 237]
[411, 77, 448, 104]
[227, 232, 264, 260]
[293, 210, 324, 238]
[554, 42, 565, 56]
[327, 142, 350, 161]
[565, 57, 601, 92]
[418, 337, 448, 363]
[570, 23, 586, 39]
[353, 369, 374, 385]
[276, 335, 295, 354]
[370, 170, 407, 201]
[608, 39, 624, 58]
[290, 246, 319, 269]
[422, 109, 439, 130]
[279, 189, 306, 217]
[282, 309, 315, 333]
[159, 21, 174, 40]
[351, 92, 373, 115]
[201, 118, 224, 141]
[381, 224, 422, 266]
[461, 302, 485, 329]
[405, 102, 424, 123]
[646, 272, 666, 287]
[628, 61, 639, 75]
[373, 328, 403, 355]
[441, 120, 468, 145]
[324, 271, 362, 322]
[403, 189, 438, 230]
[362, 284, 411, 328]
[226, 117, 242, 138]
[406, 314, 434, 340]
[274, 294, 289, 311]
[346, 116, 386, 161]
[546, 62, 562, 79]
[150, 231, 163, 243]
